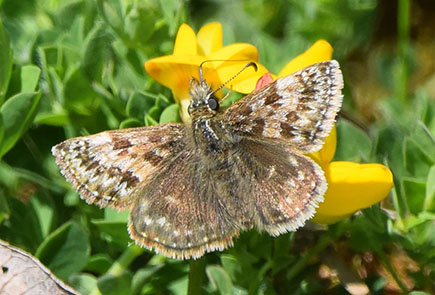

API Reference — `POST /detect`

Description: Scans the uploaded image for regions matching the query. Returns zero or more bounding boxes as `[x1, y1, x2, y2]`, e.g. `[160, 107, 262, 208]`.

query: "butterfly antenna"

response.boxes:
[210, 62, 257, 96]
[199, 61, 206, 83]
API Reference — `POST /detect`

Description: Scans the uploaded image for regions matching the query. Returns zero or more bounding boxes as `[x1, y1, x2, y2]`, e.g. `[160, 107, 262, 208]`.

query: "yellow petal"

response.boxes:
[173, 24, 198, 55]
[310, 212, 353, 224]
[145, 55, 205, 98]
[205, 43, 272, 93]
[145, 55, 223, 120]
[311, 161, 393, 224]
[215, 62, 270, 94]
[179, 98, 192, 123]
[309, 125, 337, 165]
[207, 43, 258, 64]
[197, 22, 223, 56]
[278, 40, 333, 77]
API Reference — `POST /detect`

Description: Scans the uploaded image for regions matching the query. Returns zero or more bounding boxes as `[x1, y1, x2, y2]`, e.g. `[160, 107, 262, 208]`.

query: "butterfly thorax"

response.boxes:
[188, 78, 240, 154]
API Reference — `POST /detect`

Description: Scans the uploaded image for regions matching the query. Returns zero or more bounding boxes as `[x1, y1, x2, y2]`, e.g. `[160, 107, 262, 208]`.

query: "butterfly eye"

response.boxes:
[208, 97, 219, 111]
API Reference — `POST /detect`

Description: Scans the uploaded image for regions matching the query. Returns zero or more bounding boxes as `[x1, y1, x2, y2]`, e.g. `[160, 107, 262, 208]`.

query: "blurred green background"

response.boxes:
[0, 0, 434, 294]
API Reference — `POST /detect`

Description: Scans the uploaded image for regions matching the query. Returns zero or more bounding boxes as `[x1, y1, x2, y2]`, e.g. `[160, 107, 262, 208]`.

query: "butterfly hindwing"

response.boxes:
[127, 134, 328, 260]
[224, 60, 343, 153]
[237, 139, 326, 235]
[128, 148, 241, 259]
[52, 124, 185, 209]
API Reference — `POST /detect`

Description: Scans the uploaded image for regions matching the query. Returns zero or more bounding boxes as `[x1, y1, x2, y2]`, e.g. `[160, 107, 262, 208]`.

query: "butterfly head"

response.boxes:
[187, 61, 257, 121]
[188, 78, 220, 120]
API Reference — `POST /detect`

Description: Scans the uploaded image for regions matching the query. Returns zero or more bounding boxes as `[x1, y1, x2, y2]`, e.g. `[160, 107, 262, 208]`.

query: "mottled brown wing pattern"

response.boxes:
[128, 148, 241, 260]
[239, 139, 326, 235]
[52, 124, 185, 209]
[126, 136, 327, 259]
[223, 60, 343, 153]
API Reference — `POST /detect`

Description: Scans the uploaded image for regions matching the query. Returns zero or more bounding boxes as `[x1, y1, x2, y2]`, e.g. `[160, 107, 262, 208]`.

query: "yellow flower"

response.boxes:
[248, 40, 394, 224]
[145, 22, 268, 122]
[309, 120, 393, 224]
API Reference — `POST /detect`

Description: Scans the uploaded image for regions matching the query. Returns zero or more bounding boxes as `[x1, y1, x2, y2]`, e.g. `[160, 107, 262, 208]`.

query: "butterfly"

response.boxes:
[52, 60, 343, 259]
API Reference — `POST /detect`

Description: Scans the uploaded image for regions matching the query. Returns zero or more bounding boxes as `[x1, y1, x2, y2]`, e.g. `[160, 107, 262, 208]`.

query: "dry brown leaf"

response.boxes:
[0, 239, 79, 295]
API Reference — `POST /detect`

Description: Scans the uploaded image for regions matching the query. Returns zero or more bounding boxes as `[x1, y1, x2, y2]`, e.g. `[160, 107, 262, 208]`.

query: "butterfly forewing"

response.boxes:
[224, 60, 343, 153]
[52, 124, 185, 209]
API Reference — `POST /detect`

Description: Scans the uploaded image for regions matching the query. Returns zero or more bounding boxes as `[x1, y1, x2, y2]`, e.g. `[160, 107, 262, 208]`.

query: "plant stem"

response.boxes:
[287, 223, 346, 281]
[108, 245, 144, 275]
[287, 233, 331, 281]
[248, 259, 273, 295]
[187, 257, 206, 295]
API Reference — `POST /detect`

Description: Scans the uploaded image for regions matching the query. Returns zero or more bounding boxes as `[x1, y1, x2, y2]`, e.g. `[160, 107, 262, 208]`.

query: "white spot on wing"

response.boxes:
[90, 132, 112, 145]
[297, 171, 305, 181]
[157, 217, 166, 226]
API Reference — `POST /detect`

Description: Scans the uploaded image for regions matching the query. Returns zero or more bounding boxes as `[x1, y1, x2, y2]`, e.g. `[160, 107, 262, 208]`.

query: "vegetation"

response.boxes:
[0, 0, 433, 294]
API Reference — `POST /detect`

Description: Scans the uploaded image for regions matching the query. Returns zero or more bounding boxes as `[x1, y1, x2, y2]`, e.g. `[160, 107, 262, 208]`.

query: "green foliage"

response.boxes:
[0, 0, 434, 294]
[0, 18, 12, 103]
[35, 221, 90, 280]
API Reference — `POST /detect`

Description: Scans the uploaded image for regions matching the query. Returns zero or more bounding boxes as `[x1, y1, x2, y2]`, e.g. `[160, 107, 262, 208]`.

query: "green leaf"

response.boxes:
[109, 43, 147, 91]
[97, 271, 132, 295]
[404, 137, 433, 179]
[97, 0, 125, 38]
[0, 194, 10, 225]
[63, 67, 100, 115]
[167, 275, 188, 295]
[34, 111, 70, 126]
[145, 105, 161, 126]
[403, 177, 427, 215]
[220, 254, 240, 282]
[409, 122, 435, 163]
[20, 65, 41, 92]
[69, 273, 98, 295]
[0, 91, 41, 157]
[104, 207, 129, 222]
[424, 165, 435, 212]
[415, 89, 435, 128]
[206, 265, 234, 295]
[35, 222, 90, 281]
[91, 220, 131, 248]
[160, 103, 181, 123]
[376, 126, 406, 178]
[119, 118, 142, 129]
[407, 218, 435, 257]
[0, 113, 4, 149]
[126, 92, 155, 121]
[86, 254, 113, 275]
[131, 265, 164, 295]
[158, 0, 180, 35]
[0, 18, 12, 104]
[2, 197, 43, 251]
[63, 190, 80, 207]
[82, 24, 113, 83]
[124, 3, 163, 45]
[334, 120, 372, 162]
[29, 196, 54, 238]
[348, 214, 388, 252]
